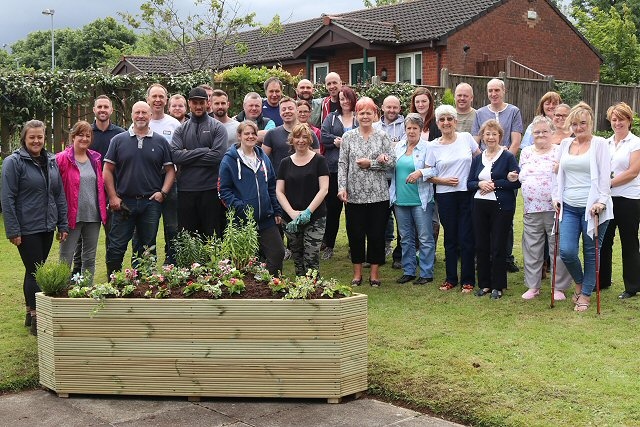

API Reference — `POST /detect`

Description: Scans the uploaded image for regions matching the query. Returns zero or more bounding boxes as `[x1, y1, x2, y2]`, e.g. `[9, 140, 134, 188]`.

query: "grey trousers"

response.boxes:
[60, 221, 101, 284]
[522, 211, 571, 290]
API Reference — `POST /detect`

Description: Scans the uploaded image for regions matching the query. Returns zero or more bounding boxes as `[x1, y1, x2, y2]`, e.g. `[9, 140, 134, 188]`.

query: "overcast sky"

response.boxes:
[0, 0, 366, 49]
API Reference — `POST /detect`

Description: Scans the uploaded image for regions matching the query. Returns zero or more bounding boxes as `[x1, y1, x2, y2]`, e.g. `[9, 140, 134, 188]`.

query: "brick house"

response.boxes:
[112, 0, 601, 85]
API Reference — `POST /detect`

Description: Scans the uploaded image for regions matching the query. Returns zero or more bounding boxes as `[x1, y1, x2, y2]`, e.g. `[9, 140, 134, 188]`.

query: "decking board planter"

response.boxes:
[36, 293, 368, 402]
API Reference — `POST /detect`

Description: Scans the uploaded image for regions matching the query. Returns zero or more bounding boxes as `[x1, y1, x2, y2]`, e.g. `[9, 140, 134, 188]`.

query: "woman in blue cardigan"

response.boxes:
[468, 119, 521, 299]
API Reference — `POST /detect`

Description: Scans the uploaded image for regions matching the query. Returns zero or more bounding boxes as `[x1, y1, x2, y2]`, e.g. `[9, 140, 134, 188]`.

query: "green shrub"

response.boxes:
[172, 231, 215, 268]
[34, 261, 71, 296]
[440, 88, 455, 106]
[554, 82, 583, 106]
[220, 207, 259, 271]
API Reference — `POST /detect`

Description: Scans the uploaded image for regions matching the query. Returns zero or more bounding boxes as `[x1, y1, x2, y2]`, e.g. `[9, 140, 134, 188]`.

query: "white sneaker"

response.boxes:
[553, 290, 566, 301]
[522, 288, 540, 300]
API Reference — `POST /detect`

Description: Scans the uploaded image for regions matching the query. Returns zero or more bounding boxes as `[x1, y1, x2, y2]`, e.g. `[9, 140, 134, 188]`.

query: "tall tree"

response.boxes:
[120, 0, 281, 72]
[572, 0, 640, 37]
[573, 4, 640, 84]
[10, 29, 76, 70]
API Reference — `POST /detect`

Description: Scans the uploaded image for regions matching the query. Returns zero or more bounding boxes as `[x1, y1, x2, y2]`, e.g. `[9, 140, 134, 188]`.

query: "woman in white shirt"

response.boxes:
[552, 102, 612, 312]
[601, 102, 640, 299]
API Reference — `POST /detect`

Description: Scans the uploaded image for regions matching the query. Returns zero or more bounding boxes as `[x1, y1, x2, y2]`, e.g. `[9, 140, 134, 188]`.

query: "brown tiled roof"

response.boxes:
[120, 0, 590, 74]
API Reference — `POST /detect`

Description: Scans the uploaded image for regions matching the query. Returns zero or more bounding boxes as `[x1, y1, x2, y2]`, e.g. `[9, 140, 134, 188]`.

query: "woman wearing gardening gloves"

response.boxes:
[2, 120, 68, 335]
[338, 97, 395, 287]
[218, 121, 285, 276]
[276, 123, 329, 276]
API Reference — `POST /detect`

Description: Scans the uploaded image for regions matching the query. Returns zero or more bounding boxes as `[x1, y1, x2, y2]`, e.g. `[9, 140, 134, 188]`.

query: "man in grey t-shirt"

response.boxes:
[210, 89, 239, 148]
[455, 83, 476, 133]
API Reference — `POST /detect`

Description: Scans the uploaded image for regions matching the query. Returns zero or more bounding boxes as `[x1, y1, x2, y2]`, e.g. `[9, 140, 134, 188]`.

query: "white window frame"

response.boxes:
[313, 62, 329, 84]
[396, 51, 423, 85]
[348, 57, 377, 85]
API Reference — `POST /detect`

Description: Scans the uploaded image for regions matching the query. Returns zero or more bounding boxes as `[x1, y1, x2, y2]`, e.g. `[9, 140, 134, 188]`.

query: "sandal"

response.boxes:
[351, 278, 362, 286]
[572, 292, 580, 304]
[369, 278, 381, 287]
[475, 288, 491, 297]
[574, 295, 590, 312]
[461, 284, 474, 293]
[439, 282, 456, 291]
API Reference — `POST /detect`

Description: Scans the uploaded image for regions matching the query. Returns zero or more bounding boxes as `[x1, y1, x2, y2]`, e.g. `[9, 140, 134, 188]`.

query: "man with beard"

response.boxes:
[171, 87, 228, 238]
[210, 89, 238, 147]
[168, 94, 188, 123]
[103, 101, 174, 277]
[70, 95, 125, 276]
[296, 79, 314, 102]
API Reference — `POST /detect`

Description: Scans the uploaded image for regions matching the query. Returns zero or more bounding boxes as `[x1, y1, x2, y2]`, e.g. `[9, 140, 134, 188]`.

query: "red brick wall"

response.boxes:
[446, 0, 600, 81]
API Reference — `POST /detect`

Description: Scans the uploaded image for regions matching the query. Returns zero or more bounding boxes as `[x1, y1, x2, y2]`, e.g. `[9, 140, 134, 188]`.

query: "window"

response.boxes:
[313, 63, 329, 84]
[349, 57, 377, 85]
[396, 52, 422, 85]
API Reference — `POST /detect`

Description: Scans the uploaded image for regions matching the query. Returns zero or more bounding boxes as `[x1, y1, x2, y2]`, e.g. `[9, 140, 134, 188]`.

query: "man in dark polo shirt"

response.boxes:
[171, 87, 228, 238]
[103, 101, 175, 277]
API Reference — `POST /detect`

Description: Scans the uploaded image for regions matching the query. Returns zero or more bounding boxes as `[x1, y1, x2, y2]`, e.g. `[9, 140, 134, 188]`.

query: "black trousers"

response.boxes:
[601, 196, 640, 293]
[472, 199, 514, 291]
[17, 232, 54, 309]
[345, 200, 388, 265]
[323, 172, 343, 249]
[178, 189, 224, 238]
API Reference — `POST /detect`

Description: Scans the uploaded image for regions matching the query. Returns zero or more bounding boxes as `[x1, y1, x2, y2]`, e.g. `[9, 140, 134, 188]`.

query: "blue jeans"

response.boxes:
[107, 198, 162, 269]
[559, 203, 608, 296]
[435, 191, 475, 285]
[395, 203, 435, 278]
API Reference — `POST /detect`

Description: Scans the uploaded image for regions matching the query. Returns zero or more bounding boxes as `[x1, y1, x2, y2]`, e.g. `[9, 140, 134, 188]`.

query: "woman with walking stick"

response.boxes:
[552, 102, 612, 312]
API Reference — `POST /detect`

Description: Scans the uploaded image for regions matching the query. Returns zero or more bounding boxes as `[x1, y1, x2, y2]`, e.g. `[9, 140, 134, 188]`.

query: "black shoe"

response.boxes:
[396, 274, 416, 284]
[475, 288, 490, 297]
[25, 312, 32, 327]
[490, 289, 503, 299]
[392, 261, 402, 269]
[619, 291, 637, 299]
[413, 277, 433, 285]
[29, 315, 37, 336]
[506, 261, 520, 273]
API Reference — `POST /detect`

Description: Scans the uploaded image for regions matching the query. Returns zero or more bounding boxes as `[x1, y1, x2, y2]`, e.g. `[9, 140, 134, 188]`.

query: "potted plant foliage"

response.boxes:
[36, 209, 368, 402]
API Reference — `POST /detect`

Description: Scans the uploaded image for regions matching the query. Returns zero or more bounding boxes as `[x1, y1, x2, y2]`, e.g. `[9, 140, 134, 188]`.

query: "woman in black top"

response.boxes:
[276, 124, 329, 276]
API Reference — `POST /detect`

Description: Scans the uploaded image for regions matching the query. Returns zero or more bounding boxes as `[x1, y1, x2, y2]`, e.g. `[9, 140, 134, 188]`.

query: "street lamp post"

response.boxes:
[42, 8, 55, 146]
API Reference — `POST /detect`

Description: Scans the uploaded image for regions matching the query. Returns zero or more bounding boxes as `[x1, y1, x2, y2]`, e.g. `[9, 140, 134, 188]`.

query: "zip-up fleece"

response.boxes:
[2, 147, 68, 238]
[56, 146, 108, 229]
[218, 144, 282, 231]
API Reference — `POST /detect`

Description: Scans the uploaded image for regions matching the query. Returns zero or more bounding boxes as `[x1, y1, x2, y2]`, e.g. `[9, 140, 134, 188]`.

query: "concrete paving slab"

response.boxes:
[65, 395, 193, 424]
[114, 403, 235, 427]
[394, 414, 466, 427]
[197, 397, 308, 421]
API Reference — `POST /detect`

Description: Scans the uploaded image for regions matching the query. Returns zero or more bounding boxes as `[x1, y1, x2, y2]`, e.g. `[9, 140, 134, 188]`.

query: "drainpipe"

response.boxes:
[363, 48, 368, 83]
[437, 48, 442, 86]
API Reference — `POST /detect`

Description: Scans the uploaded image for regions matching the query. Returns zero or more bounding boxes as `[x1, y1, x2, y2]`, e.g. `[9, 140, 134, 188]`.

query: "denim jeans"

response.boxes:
[559, 203, 609, 296]
[107, 197, 162, 270]
[395, 203, 435, 278]
[435, 191, 475, 285]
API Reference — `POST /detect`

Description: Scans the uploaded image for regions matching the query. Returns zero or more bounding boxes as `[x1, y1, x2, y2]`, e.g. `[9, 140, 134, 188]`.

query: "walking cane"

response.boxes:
[551, 212, 560, 308]
[594, 213, 601, 315]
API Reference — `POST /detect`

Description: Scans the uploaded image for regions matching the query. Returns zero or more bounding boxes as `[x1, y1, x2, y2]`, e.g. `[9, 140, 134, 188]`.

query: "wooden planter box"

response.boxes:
[36, 293, 367, 402]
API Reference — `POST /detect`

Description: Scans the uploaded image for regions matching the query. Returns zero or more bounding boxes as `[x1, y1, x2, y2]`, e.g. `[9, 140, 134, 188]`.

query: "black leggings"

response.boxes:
[17, 232, 54, 309]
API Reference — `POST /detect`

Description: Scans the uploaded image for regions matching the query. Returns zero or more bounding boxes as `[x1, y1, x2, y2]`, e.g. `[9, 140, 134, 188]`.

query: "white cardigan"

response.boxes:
[552, 135, 613, 238]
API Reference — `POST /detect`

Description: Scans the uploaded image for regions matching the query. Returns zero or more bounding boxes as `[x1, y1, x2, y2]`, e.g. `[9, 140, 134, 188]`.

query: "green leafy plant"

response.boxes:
[34, 261, 71, 296]
[220, 207, 259, 271]
[440, 88, 455, 106]
[172, 231, 215, 268]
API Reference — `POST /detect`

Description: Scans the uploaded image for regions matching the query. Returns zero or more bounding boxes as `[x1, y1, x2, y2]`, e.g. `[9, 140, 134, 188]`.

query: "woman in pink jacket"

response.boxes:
[56, 121, 107, 283]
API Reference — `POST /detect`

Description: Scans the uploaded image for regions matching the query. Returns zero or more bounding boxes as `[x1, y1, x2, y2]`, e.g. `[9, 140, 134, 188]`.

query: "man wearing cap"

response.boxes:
[170, 87, 228, 238]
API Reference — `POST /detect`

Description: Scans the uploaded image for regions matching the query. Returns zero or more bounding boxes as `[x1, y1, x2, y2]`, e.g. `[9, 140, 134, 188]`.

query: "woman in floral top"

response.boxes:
[338, 97, 395, 287]
[519, 116, 571, 300]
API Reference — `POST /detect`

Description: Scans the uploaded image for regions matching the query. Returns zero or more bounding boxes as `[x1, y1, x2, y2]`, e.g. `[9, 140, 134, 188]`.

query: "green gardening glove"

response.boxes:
[298, 208, 312, 225]
[286, 217, 299, 233]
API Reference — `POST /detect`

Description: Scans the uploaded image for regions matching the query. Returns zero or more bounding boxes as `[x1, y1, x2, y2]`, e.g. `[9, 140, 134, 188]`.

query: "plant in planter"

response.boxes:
[34, 261, 71, 296]
[35, 208, 368, 402]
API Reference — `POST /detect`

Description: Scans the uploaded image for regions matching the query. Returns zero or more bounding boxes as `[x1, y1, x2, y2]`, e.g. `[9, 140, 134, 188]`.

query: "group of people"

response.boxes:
[4, 73, 639, 336]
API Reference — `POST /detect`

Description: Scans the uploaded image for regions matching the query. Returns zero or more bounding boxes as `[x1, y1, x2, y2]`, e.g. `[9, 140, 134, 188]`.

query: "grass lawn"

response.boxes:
[1, 201, 639, 426]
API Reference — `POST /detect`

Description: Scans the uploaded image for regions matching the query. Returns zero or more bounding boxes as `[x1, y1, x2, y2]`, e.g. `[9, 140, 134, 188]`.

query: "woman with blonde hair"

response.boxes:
[601, 102, 640, 298]
[553, 102, 612, 311]
[276, 123, 329, 276]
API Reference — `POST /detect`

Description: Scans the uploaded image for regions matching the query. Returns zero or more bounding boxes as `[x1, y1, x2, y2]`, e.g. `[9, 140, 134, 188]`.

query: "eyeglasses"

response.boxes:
[438, 116, 455, 122]
[554, 113, 568, 118]
[533, 130, 550, 136]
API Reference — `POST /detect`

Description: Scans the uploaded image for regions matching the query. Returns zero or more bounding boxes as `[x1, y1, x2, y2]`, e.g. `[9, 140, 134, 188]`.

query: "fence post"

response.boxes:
[547, 75, 555, 91]
[593, 80, 600, 131]
[440, 68, 449, 90]
[633, 86, 638, 113]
